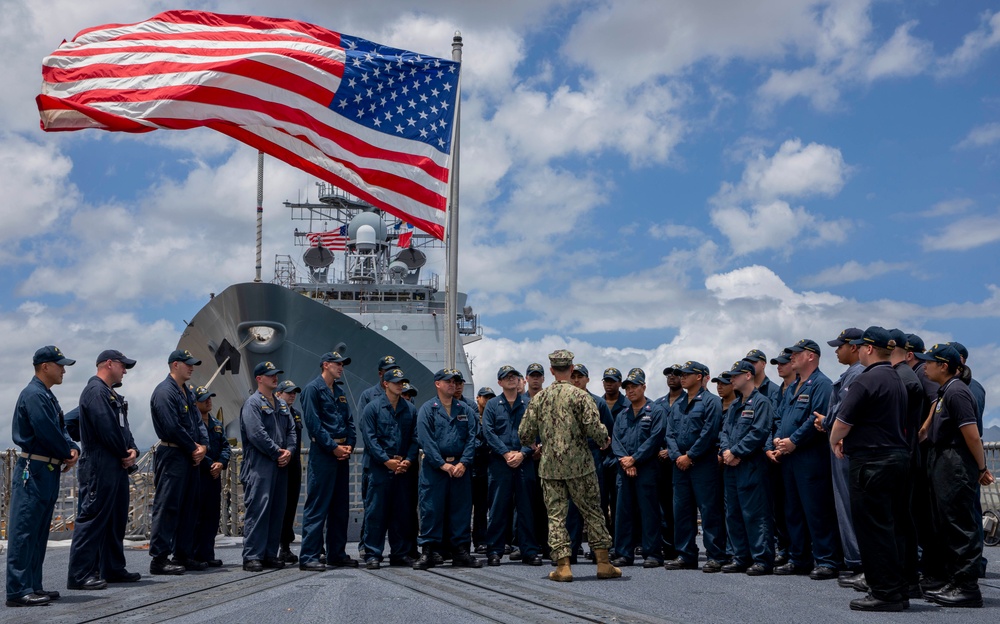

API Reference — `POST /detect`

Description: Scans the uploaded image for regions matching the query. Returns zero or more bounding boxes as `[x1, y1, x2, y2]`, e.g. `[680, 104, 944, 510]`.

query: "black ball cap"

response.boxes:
[97, 349, 136, 369]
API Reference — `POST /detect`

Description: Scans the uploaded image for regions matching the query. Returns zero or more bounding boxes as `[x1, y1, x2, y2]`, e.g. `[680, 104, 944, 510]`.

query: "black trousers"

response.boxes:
[471, 448, 490, 548]
[849, 449, 910, 601]
[927, 447, 983, 588]
[67, 460, 130, 584]
[193, 469, 222, 562]
[149, 447, 199, 562]
[656, 457, 675, 558]
[281, 453, 302, 547]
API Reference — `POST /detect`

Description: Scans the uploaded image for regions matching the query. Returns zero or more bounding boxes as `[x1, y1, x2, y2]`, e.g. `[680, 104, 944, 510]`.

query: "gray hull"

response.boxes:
[177, 281, 446, 441]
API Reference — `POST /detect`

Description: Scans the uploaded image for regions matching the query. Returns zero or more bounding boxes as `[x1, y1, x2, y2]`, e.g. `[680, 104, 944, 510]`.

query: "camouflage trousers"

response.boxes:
[541, 471, 612, 561]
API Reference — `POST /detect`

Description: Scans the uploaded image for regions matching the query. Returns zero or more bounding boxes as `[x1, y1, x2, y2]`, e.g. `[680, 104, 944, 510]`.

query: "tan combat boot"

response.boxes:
[548, 557, 573, 582]
[595, 549, 622, 579]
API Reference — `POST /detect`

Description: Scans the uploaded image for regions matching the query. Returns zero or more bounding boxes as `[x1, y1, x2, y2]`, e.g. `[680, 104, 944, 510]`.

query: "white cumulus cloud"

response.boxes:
[709, 139, 852, 254]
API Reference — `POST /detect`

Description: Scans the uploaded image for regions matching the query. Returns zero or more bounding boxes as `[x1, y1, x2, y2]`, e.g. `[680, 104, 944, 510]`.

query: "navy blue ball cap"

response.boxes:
[401, 381, 418, 396]
[378, 355, 399, 371]
[33, 345, 75, 366]
[97, 349, 136, 369]
[497, 365, 522, 380]
[849, 326, 894, 349]
[888, 329, 908, 350]
[194, 385, 216, 402]
[729, 360, 756, 376]
[434, 368, 460, 381]
[321, 351, 351, 365]
[827, 328, 863, 347]
[904, 333, 925, 353]
[603, 367, 622, 381]
[276, 380, 301, 393]
[787, 339, 821, 356]
[253, 361, 282, 377]
[743, 349, 767, 363]
[168, 349, 201, 366]
[526, 363, 545, 376]
[948, 342, 969, 361]
[572, 363, 590, 378]
[678, 360, 709, 376]
[622, 368, 646, 386]
[770, 351, 792, 365]
[477, 386, 497, 398]
[914, 343, 962, 367]
[662, 363, 682, 376]
[383, 368, 408, 384]
[711, 371, 733, 385]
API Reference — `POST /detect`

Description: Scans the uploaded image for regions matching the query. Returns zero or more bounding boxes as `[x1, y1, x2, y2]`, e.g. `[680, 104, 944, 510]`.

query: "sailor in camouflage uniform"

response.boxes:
[518, 350, 621, 582]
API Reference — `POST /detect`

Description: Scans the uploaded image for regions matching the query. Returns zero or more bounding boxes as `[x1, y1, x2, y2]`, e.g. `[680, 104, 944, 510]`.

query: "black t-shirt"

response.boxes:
[835, 361, 908, 454]
[927, 377, 978, 449]
[892, 361, 925, 451]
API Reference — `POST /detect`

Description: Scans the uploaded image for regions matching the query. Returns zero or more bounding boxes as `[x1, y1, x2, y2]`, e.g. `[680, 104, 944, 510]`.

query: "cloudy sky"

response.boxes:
[2, 0, 999, 447]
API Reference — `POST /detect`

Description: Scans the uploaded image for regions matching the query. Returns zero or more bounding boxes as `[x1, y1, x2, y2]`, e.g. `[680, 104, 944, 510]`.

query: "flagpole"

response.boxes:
[254, 150, 264, 283]
[445, 32, 462, 370]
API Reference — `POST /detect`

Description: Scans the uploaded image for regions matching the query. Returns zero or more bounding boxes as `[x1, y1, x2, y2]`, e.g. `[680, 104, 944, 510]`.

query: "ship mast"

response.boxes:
[445, 31, 463, 370]
[254, 150, 264, 283]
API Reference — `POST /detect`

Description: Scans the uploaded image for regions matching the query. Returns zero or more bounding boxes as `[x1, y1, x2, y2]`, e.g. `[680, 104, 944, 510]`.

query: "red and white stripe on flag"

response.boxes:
[305, 231, 347, 251]
[36, 10, 460, 240]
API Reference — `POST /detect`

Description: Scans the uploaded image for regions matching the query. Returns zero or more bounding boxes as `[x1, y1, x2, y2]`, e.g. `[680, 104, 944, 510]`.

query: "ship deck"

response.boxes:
[2, 538, 997, 623]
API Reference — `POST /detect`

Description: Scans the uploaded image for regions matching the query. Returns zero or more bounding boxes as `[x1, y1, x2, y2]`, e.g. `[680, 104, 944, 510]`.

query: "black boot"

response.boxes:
[413, 547, 436, 571]
[277, 546, 298, 565]
[452, 550, 483, 568]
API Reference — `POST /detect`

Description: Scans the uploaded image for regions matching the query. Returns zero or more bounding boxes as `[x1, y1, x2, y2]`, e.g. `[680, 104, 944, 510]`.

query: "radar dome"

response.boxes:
[347, 211, 387, 242]
[356, 225, 377, 251]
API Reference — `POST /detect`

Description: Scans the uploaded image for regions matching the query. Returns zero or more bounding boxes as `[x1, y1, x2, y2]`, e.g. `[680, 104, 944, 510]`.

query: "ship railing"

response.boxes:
[0, 447, 363, 540]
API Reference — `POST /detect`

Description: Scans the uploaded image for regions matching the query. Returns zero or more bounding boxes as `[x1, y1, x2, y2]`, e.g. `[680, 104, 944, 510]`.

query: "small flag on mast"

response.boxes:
[305, 229, 348, 251]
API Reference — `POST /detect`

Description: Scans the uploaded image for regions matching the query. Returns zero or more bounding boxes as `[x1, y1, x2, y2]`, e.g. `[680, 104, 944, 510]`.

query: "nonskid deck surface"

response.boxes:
[3, 539, 998, 623]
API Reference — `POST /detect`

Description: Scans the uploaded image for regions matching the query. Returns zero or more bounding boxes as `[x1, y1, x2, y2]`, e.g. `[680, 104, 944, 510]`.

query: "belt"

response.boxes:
[18, 452, 62, 466]
[159, 441, 181, 448]
[333, 438, 347, 444]
[445, 456, 456, 462]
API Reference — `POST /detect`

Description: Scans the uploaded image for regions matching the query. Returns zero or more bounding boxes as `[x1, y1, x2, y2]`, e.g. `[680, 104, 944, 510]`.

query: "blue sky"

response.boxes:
[2, 0, 999, 446]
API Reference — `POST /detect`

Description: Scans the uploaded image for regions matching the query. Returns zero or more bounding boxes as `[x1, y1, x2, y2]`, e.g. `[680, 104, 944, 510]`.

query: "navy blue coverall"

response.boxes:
[240, 391, 296, 562]
[67, 377, 139, 585]
[299, 376, 355, 565]
[775, 369, 840, 569]
[6, 377, 79, 601]
[416, 397, 478, 550]
[720, 389, 774, 568]
[360, 392, 418, 560]
[280, 404, 303, 550]
[193, 415, 230, 562]
[665, 389, 727, 563]
[149, 376, 207, 564]
[612, 398, 666, 563]
[602, 393, 629, 539]
[481, 392, 540, 558]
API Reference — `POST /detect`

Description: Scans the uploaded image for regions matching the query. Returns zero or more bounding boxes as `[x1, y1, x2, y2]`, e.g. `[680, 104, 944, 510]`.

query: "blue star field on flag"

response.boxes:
[332, 35, 460, 154]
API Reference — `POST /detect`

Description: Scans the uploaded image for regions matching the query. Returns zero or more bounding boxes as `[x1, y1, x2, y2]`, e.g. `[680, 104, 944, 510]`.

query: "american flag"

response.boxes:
[305, 228, 348, 251]
[36, 10, 460, 239]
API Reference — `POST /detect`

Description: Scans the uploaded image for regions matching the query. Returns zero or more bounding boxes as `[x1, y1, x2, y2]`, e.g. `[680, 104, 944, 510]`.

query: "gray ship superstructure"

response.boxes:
[177, 182, 481, 440]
